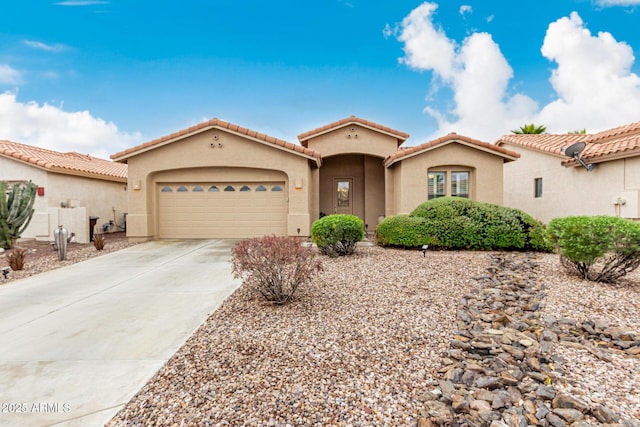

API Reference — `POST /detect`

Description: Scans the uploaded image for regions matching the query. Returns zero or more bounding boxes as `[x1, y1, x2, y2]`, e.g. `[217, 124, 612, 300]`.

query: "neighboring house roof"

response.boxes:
[496, 121, 640, 166]
[384, 132, 520, 167]
[298, 115, 410, 147]
[0, 140, 127, 182]
[111, 117, 322, 166]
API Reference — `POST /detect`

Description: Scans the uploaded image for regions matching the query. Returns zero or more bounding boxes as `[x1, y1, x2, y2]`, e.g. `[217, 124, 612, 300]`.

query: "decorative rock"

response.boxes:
[552, 393, 589, 413]
[423, 400, 453, 419]
[591, 404, 621, 424]
[552, 408, 584, 423]
[535, 385, 556, 400]
[546, 412, 567, 427]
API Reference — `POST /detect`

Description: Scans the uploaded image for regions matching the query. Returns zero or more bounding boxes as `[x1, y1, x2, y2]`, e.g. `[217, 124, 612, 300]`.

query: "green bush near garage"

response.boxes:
[376, 197, 553, 251]
[548, 215, 640, 283]
[311, 214, 364, 257]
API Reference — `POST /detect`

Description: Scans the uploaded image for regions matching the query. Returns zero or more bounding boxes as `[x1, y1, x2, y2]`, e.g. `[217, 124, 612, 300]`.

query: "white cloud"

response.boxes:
[0, 91, 141, 160]
[397, 3, 457, 81]
[0, 65, 21, 85]
[23, 40, 68, 53]
[594, 0, 640, 6]
[538, 12, 640, 132]
[396, 2, 537, 141]
[394, 2, 640, 141]
[459, 5, 472, 15]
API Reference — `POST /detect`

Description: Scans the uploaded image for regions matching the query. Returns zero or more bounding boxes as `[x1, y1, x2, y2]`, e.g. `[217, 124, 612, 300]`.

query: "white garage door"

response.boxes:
[158, 182, 287, 238]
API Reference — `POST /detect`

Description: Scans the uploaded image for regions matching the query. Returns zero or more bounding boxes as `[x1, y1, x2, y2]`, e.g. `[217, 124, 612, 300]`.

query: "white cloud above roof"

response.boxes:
[23, 40, 68, 53]
[0, 91, 141, 160]
[0, 65, 21, 85]
[394, 2, 640, 141]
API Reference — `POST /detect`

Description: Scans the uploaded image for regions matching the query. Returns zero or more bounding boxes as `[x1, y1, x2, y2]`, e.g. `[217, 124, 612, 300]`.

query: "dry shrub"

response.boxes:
[231, 235, 322, 305]
[93, 234, 106, 251]
[8, 248, 27, 270]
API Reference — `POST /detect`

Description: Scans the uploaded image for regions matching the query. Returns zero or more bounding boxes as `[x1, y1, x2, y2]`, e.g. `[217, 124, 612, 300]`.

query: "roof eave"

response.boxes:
[111, 124, 322, 167]
[384, 140, 519, 167]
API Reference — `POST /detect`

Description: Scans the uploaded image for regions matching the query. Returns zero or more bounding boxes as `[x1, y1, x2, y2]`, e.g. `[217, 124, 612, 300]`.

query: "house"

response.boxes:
[0, 140, 128, 243]
[496, 122, 640, 224]
[111, 116, 519, 241]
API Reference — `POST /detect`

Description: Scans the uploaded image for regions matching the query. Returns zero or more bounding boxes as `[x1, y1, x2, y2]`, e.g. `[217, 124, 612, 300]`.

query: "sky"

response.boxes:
[1, 0, 640, 160]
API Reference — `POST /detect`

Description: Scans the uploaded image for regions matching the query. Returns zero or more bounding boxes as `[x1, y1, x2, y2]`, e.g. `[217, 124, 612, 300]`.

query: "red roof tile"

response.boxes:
[384, 132, 520, 166]
[111, 118, 322, 164]
[496, 121, 640, 165]
[0, 140, 127, 182]
[298, 116, 410, 146]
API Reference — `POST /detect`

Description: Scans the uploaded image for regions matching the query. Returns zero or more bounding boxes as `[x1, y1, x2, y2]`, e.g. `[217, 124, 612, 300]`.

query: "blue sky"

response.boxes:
[1, 0, 639, 159]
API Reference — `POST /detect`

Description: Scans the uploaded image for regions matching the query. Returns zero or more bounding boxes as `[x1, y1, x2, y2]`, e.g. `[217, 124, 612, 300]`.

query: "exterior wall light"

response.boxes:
[422, 245, 429, 257]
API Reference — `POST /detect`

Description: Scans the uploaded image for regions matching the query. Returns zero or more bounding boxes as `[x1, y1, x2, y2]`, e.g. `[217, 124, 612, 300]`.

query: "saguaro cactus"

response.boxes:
[0, 180, 37, 249]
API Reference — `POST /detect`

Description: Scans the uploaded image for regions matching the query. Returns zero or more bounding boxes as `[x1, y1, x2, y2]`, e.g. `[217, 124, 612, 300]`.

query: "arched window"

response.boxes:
[177, 185, 188, 192]
[192, 185, 204, 192]
[256, 185, 267, 192]
[160, 186, 172, 192]
[208, 185, 219, 192]
[271, 185, 283, 192]
[224, 185, 235, 192]
[240, 185, 251, 192]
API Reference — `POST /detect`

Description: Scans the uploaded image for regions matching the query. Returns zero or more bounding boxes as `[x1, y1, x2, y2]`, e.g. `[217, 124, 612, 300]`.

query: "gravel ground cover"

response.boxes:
[106, 246, 639, 426]
[3, 238, 638, 425]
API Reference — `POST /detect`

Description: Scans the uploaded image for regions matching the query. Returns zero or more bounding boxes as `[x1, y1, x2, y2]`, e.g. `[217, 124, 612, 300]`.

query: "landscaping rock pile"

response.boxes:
[418, 252, 640, 427]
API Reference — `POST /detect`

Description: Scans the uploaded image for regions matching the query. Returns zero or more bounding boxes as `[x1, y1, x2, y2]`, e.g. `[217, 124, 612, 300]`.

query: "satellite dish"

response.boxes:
[561, 141, 586, 158]
[560, 141, 593, 171]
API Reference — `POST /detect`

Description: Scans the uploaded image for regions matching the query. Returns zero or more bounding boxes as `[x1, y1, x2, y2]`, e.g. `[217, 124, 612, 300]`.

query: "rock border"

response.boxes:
[418, 252, 640, 427]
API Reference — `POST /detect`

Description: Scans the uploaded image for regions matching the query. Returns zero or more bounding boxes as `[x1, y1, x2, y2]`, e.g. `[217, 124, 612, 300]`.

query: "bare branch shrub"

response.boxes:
[8, 248, 26, 271]
[231, 236, 322, 304]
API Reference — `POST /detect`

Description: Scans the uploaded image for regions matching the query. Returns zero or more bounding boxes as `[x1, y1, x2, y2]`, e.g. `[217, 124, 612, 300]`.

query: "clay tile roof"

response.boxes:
[384, 132, 519, 166]
[496, 121, 640, 164]
[111, 118, 322, 164]
[496, 133, 586, 156]
[297, 115, 410, 146]
[0, 140, 127, 182]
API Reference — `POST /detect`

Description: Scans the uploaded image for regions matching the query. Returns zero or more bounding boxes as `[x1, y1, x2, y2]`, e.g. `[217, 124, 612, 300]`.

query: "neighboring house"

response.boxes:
[496, 121, 640, 224]
[0, 140, 128, 243]
[111, 116, 519, 240]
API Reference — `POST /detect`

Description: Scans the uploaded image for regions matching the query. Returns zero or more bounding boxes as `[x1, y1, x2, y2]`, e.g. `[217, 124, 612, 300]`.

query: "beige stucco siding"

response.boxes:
[0, 158, 126, 243]
[124, 128, 315, 239]
[502, 144, 639, 223]
[304, 125, 399, 158]
[387, 143, 505, 215]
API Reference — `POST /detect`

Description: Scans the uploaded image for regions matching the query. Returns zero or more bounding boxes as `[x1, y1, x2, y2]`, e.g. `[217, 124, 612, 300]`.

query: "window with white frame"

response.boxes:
[428, 172, 446, 199]
[451, 172, 469, 198]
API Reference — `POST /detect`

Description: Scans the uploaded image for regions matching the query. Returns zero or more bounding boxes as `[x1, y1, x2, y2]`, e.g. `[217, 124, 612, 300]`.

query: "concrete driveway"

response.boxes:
[0, 239, 240, 427]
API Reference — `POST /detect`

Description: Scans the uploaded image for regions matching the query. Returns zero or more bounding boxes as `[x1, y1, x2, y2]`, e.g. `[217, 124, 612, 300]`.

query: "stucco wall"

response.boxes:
[502, 144, 639, 223]
[304, 125, 399, 158]
[124, 127, 315, 239]
[1, 158, 126, 243]
[387, 143, 506, 215]
[47, 173, 128, 242]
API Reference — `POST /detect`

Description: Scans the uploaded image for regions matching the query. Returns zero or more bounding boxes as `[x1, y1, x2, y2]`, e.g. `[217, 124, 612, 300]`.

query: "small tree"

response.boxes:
[1, 181, 37, 249]
[548, 215, 640, 283]
[231, 236, 322, 305]
[511, 123, 547, 134]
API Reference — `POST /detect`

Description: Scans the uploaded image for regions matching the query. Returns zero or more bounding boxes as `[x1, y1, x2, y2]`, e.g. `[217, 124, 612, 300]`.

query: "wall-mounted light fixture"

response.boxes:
[133, 180, 141, 191]
[37, 186, 45, 196]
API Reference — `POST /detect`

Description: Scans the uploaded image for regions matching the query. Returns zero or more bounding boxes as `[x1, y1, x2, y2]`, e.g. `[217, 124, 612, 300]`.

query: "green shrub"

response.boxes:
[377, 197, 553, 251]
[231, 235, 322, 305]
[311, 214, 364, 257]
[548, 215, 640, 283]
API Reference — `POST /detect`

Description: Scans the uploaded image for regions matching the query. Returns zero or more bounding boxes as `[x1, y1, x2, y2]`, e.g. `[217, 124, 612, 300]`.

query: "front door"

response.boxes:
[334, 178, 353, 215]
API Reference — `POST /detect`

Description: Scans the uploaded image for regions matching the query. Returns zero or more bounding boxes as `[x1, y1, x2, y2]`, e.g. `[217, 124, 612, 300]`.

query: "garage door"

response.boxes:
[158, 182, 287, 238]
